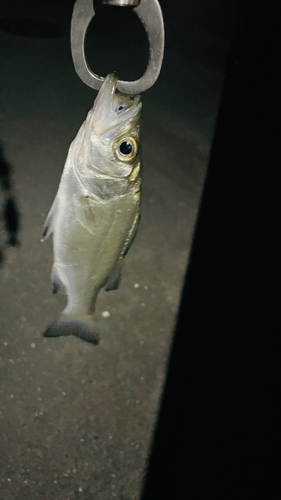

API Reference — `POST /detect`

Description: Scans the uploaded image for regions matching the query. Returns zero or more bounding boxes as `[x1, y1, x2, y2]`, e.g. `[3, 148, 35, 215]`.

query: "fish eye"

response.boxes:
[115, 104, 127, 115]
[120, 141, 132, 155]
[114, 137, 138, 162]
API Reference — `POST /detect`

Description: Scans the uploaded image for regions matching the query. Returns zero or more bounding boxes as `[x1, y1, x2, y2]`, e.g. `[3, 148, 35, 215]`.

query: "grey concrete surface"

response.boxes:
[0, 2, 233, 499]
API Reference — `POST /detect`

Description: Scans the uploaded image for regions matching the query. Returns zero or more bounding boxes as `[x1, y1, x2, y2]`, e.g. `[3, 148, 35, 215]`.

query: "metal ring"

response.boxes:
[70, 0, 165, 93]
[102, 1, 140, 6]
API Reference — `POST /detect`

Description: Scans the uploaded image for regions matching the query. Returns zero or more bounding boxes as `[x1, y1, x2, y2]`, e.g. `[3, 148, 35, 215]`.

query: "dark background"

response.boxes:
[0, 0, 238, 68]
[141, 2, 279, 499]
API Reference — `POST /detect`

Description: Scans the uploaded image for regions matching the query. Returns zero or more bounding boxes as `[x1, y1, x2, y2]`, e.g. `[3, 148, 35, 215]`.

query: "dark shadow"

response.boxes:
[0, 142, 20, 267]
[0, 17, 64, 38]
[141, 1, 278, 498]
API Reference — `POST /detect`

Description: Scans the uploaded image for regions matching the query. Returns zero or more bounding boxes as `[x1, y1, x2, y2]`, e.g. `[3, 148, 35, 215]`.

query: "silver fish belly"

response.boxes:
[42, 74, 142, 344]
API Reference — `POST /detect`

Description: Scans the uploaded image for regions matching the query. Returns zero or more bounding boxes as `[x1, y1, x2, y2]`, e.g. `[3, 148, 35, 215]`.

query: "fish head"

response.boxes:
[80, 74, 142, 179]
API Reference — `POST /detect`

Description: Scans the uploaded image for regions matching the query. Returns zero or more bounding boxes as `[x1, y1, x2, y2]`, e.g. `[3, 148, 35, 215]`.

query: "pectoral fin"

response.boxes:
[121, 213, 140, 258]
[105, 262, 122, 291]
[104, 213, 140, 292]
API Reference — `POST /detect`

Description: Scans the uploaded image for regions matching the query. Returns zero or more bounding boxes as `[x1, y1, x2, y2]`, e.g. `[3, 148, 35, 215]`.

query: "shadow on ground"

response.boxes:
[0, 142, 20, 267]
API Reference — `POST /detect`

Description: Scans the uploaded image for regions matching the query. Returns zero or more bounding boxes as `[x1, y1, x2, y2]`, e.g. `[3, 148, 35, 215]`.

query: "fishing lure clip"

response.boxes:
[71, 0, 165, 93]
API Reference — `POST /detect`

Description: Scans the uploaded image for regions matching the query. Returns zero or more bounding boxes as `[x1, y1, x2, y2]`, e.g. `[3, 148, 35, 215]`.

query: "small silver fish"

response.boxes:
[42, 74, 142, 344]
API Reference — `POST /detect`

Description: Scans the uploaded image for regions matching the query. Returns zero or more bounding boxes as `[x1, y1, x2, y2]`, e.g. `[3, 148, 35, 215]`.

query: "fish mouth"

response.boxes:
[93, 73, 119, 111]
[92, 74, 142, 137]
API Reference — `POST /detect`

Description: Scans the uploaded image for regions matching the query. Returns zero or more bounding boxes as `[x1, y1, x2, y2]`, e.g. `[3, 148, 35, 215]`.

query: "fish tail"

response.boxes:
[43, 312, 99, 345]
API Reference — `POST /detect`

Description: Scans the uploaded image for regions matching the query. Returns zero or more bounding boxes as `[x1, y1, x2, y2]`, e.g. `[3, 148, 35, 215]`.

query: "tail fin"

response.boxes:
[43, 313, 99, 345]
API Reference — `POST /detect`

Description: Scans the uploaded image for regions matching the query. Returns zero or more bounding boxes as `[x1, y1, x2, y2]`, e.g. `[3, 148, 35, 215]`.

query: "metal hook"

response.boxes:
[70, 0, 165, 93]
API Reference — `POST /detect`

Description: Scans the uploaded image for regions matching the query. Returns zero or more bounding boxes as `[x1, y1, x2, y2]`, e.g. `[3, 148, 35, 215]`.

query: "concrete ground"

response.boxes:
[0, 2, 234, 499]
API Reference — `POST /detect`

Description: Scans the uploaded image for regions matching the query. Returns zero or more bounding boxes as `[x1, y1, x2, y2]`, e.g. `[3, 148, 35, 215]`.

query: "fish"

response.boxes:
[42, 74, 142, 345]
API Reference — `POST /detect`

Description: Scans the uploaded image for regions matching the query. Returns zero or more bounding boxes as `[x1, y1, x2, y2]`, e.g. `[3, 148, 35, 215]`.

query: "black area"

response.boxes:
[0, 143, 20, 266]
[0, 17, 64, 38]
[0, 148, 12, 192]
[3, 197, 20, 246]
[120, 141, 132, 155]
[85, 4, 149, 81]
[141, 2, 278, 499]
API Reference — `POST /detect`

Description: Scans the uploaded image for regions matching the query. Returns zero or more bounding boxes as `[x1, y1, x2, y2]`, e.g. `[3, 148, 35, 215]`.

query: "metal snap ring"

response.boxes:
[70, 0, 165, 94]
